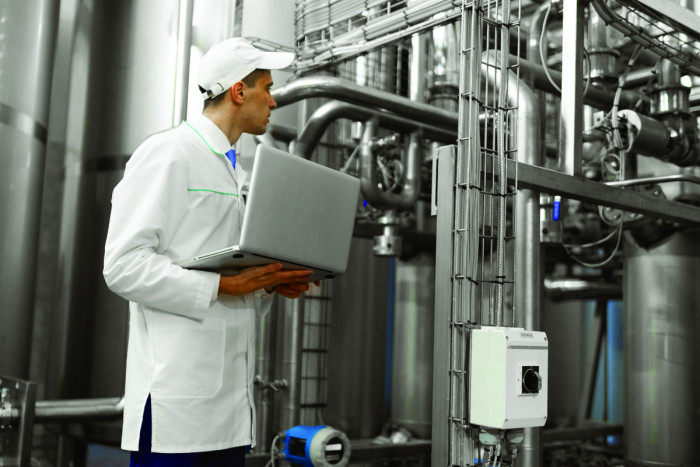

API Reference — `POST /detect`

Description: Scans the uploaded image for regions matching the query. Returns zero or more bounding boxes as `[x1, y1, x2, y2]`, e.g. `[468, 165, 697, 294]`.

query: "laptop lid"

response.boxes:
[238, 144, 360, 274]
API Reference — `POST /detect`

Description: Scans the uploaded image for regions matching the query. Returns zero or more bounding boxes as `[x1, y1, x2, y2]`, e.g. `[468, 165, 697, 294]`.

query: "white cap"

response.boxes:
[198, 38, 295, 99]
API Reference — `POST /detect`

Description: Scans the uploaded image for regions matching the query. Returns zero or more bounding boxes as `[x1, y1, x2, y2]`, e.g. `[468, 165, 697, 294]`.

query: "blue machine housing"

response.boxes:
[281, 425, 327, 466]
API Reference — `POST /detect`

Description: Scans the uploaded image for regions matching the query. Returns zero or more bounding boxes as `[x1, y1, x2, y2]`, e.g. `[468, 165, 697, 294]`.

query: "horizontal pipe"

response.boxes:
[33, 397, 124, 423]
[274, 73, 634, 148]
[293, 101, 456, 159]
[272, 77, 458, 130]
[3, 397, 124, 425]
[544, 278, 622, 301]
[542, 423, 623, 443]
[606, 174, 700, 188]
[267, 124, 298, 143]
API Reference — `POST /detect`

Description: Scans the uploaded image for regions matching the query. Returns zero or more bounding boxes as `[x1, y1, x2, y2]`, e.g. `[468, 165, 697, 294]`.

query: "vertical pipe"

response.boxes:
[280, 297, 305, 430]
[172, 0, 194, 126]
[509, 73, 543, 467]
[410, 33, 429, 102]
[255, 305, 276, 450]
[558, 0, 584, 176]
[0, 0, 60, 379]
[391, 252, 435, 439]
[577, 300, 606, 422]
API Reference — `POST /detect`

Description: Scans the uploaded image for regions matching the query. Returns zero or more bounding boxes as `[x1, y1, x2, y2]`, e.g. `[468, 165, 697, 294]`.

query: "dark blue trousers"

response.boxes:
[129, 397, 247, 467]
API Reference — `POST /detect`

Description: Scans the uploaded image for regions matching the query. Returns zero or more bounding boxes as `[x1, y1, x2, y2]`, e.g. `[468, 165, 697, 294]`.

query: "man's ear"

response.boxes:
[230, 81, 246, 105]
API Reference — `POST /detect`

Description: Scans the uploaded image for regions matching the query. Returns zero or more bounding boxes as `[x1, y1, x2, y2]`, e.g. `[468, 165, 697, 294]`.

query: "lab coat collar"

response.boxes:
[187, 114, 235, 156]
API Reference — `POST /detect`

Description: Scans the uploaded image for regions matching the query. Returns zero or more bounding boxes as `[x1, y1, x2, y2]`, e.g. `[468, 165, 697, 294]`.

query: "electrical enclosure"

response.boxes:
[469, 326, 548, 429]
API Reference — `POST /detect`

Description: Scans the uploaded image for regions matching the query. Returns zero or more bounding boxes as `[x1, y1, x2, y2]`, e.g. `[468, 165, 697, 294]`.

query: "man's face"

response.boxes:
[240, 71, 277, 135]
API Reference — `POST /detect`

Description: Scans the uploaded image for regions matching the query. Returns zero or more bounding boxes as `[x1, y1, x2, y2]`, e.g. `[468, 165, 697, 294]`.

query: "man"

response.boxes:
[104, 38, 310, 466]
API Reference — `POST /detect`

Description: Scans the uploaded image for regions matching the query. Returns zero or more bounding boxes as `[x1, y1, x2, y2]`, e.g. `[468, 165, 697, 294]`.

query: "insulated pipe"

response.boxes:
[0, 0, 60, 379]
[292, 101, 456, 159]
[359, 121, 423, 211]
[483, 55, 543, 467]
[272, 77, 459, 130]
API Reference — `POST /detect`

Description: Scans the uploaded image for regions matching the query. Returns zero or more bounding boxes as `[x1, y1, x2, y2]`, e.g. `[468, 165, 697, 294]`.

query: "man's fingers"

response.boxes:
[238, 263, 283, 280]
[266, 270, 313, 285]
[287, 282, 310, 292]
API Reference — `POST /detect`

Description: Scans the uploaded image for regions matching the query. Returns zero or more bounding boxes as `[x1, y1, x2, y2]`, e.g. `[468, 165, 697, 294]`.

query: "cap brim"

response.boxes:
[258, 51, 295, 70]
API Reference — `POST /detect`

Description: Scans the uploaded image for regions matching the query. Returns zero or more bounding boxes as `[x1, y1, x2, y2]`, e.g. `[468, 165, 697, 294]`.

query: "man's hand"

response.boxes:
[218, 263, 312, 296]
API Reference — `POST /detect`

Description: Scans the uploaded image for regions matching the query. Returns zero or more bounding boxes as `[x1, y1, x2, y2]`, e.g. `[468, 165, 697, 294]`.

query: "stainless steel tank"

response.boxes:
[47, 0, 186, 405]
[624, 231, 700, 466]
[0, 0, 60, 379]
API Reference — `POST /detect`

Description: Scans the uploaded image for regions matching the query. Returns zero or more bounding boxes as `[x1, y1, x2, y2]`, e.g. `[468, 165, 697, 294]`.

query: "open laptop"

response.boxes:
[176, 144, 361, 282]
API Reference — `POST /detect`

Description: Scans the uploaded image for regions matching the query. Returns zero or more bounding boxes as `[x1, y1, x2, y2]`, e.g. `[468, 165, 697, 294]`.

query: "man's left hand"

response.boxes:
[268, 280, 321, 299]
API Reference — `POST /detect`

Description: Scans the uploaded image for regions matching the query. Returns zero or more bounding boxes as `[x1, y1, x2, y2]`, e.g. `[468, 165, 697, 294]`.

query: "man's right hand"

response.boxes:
[218, 263, 312, 296]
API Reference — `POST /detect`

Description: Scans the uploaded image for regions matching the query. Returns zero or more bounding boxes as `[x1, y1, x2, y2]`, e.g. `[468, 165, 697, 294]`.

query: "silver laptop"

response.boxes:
[176, 144, 360, 281]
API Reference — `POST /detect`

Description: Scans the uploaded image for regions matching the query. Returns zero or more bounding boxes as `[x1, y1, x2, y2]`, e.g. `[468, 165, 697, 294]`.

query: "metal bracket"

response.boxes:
[0, 376, 37, 467]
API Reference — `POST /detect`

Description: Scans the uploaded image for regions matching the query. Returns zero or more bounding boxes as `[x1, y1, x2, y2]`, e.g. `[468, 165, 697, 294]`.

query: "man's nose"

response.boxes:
[269, 95, 277, 109]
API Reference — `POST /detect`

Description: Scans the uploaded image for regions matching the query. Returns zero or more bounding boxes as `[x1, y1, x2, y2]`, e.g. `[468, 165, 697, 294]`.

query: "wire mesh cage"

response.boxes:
[444, 0, 522, 464]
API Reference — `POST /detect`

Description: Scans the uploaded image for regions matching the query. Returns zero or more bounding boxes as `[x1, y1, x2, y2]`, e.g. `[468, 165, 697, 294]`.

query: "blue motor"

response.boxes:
[279, 425, 350, 467]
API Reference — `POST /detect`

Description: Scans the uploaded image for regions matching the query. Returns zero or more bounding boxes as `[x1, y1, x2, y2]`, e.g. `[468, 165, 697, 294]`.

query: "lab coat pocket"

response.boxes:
[151, 318, 225, 398]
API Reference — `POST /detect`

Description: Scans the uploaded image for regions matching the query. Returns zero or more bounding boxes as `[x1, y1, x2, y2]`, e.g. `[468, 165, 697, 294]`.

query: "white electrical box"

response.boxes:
[469, 326, 548, 429]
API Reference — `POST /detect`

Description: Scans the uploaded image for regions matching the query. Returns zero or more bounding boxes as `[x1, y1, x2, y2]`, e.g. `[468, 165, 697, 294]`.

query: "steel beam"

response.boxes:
[489, 159, 700, 225]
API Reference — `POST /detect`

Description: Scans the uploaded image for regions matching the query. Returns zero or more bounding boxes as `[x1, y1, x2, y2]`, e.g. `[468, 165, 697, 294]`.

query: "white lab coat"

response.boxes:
[104, 114, 269, 453]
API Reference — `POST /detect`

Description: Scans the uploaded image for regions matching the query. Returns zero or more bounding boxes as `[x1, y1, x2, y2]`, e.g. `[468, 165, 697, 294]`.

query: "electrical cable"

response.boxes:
[538, 0, 561, 94]
[563, 223, 623, 268]
[582, 45, 592, 97]
[564, 226, 620, 249]
[611, 44, 644, 152]
[265, 433, 282, 467]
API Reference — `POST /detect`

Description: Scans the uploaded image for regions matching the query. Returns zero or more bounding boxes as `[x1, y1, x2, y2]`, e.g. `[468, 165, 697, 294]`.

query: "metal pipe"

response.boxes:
[483, 50, 546, 466]
[295, 0, 462, 71]
[254, 310, 276, 450]
[517, 57, 639, 110]
[274, 72, 635, 149]
[359, 122, 423, 210]
[34, 397, 124, 423]
[606, 173, 700, 188]
[559, 0, 585, 177]
[280, 297, 304, 430]
[272, 76, 458, 130]
[544, 278, 622, 301]
[4, 397, 124, 424]
[293, 100, 455, 159]
[484, 59, 542, 466]
[172, 0, 193, 126]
